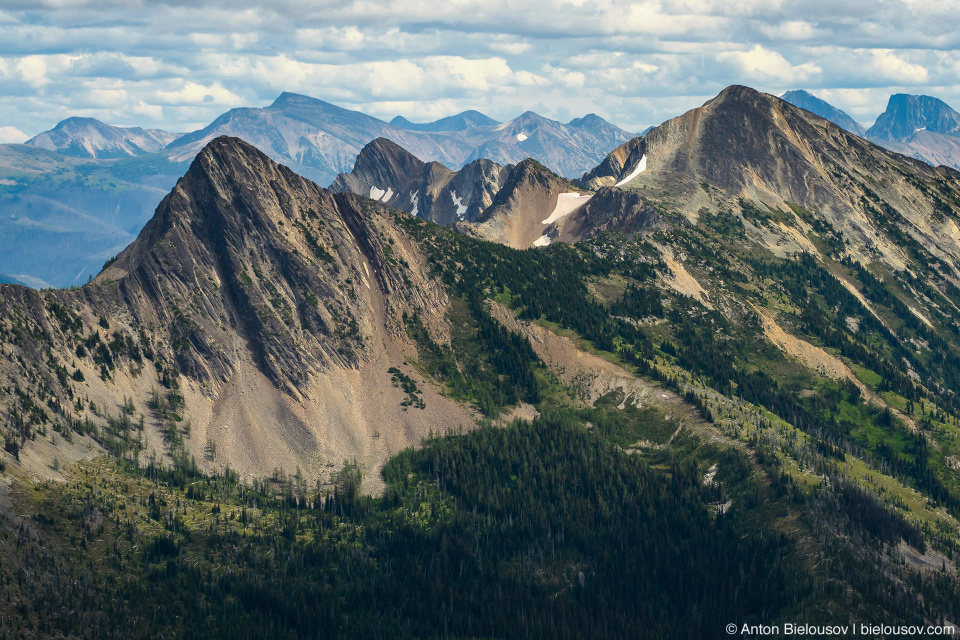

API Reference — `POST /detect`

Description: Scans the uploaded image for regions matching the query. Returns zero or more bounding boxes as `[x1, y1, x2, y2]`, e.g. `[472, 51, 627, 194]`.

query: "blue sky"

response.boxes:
[0, 0, 958, 141]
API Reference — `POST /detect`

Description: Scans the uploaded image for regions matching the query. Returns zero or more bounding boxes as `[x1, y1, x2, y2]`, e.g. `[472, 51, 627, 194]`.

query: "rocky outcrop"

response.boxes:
[461, 158, 590, 249]
[579, 137, 645, 189]
[331, 137, 510, 226]
[0, 136, 471, 488]
[555, 186, 659, 242]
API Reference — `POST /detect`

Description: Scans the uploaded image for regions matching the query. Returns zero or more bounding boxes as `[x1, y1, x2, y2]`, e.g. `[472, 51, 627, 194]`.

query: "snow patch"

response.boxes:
[410, 190, 420, 216]
[533, 235, 552, 247]
[516, 132, 528, 142]
[369, 186, 393, 202]
[542, 192, 592, 225]
[450, 190, 467, 219]
[615, 154, 647, 187]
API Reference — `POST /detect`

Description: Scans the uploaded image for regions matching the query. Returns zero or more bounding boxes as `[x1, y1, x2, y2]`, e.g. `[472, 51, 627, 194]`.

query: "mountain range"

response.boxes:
[1, 93, 633, 288]
[5, 84, 960, 635]
[9, 87, 960, 291]
[24, 117, 181, 159]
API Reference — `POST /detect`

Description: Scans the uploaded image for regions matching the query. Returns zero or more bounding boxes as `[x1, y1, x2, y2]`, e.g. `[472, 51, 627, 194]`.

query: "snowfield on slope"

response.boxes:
[542, 192, 592, 225]
[615, 154, 647, 186]
[369, 186, 393, 202]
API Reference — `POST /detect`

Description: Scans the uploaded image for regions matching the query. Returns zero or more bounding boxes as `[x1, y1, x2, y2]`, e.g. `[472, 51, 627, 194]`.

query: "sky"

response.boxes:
[0, 0, 959, 142]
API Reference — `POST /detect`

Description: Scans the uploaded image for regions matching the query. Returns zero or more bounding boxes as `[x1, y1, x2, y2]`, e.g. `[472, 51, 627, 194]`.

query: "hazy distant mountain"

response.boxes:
[0, 272, 47, 288]
[163, 92, 471, 186]
[866, 94, 960, 141]
[863, 94, 960, 170]
[0, 92, 635, 287]
[390, 110, 500, 132]
[781, 90, 866, 136]
[0, 144, 183, 286]
[25, 117, 180, 159]
[461, 111, 634, 178]
[166, 93, 633, 184]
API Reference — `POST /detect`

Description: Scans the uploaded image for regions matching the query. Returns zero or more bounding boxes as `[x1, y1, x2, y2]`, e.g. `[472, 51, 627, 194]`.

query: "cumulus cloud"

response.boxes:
[0, 125, 28, 143]
[869, 50, 929, 84]
[0, 0, 958, 135]
[153, 81, 244, 106]
[719, 45, 821, 84]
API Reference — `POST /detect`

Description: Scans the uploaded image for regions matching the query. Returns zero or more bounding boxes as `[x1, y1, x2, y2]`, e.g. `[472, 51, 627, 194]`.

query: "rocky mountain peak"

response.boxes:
[390, 110, 500, 132]
[270, 91, 323, 107]
[96, 136, 445, 397]
[25, 116, 179, 158]
[351, 137, 427, 184]
[867, 93, 960, 141]
[331, 137, 507, 227]
[515, 111, 548, 125]
[568, 113, 605, 127]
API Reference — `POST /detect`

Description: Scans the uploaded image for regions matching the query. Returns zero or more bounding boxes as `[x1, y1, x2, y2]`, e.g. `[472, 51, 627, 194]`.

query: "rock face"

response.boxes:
[25, 117, 180, 158]
[462, 158, 590, 249]
[0, 136, 472, 489]
[864, 94, 960, 170]
[555, 186, 659, 243]
[781, 90, 866, 136]
[580, 85, 960, 276]
[867, 94, 960, 141]
[579, 137, 646, 189]
[330, 138, 510, 227]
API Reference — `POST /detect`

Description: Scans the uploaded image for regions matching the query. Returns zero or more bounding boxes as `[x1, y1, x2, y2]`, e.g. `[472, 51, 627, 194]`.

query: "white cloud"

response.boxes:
[719, 45, 821, 84]
[869, 49, 929, 84]
[153, 81, 244, 106]
[16, 56, 50, 87]
[760, 20, 818, 41]
[132, 100, 163, 120]
[231, 33, 258, 50]
[0, 0, 957, 136]
[0, 125, 27, 143]
[487, 41, 532, 56]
